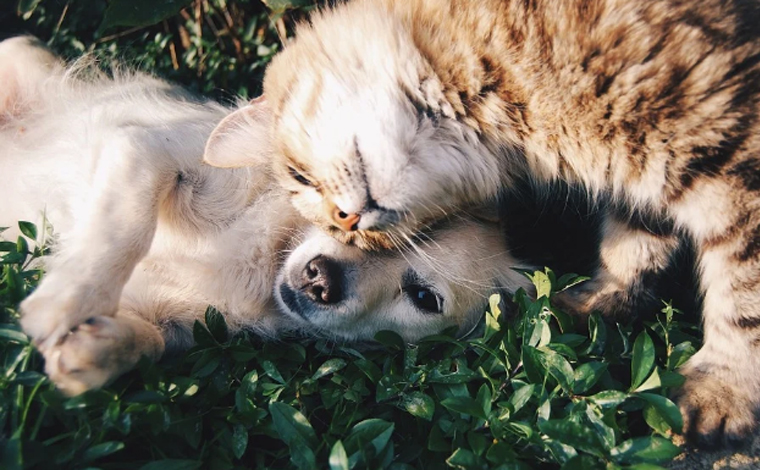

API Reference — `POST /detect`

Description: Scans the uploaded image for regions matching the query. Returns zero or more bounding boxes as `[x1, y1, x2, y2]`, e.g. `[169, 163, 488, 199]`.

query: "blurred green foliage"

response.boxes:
[3, 0, 314, 99]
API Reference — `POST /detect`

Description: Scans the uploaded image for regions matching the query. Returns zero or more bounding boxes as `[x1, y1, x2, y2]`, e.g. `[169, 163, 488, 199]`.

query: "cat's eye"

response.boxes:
[404, 284, 444, 314]
[288, 166, 313, 187]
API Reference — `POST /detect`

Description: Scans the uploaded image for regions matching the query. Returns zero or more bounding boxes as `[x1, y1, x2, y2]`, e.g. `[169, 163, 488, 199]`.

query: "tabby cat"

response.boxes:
[205, 0, 760, 447]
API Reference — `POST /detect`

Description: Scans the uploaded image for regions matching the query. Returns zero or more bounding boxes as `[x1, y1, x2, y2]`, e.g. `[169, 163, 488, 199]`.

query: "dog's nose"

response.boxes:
[332, 207, 361, 232]
[300, 256, 343, 304]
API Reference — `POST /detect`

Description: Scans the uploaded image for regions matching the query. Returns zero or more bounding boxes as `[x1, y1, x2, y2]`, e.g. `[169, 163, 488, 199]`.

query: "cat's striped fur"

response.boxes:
[228, 0, 760, 447]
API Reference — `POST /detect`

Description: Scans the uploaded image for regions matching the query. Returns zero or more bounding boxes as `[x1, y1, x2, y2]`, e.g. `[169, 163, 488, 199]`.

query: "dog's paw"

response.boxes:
[43, 316, 140, 396]
[674, 363, 758, 449]
[20, 276, 120, 352]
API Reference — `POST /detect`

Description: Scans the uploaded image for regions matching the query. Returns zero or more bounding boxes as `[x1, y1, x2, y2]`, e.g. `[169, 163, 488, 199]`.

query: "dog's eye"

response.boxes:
[404, 284, 443, 314]
[288, 166, 313, 186]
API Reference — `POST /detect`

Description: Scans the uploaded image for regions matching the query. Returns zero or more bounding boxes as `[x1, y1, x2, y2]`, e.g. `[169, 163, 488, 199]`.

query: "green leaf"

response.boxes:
[573, 362, 608, 394]
[99, 0, 195, 32]
[16, 0, 43, 18]
[633, 367, 661, 393]
[312, 358, 347, 380]
[192, 320, 218, 347]
[446, 448, 483, 469]
[588, 390, 629, 408]
[261, 360, 286, 384]
[139, 460, 202, 470]
[441, 396, 486, 420]
[555, 273, 590, 293]
[82, 441, 125, 462]
[539, 419, 605, 457]
[630, 332, 655, 391]
[635, 393, 683, 433]
[531, 269, 553, 299]
[668, 342, 696, 370]
[17, 221, 36, 240]
[585, 313, 607, 356]
[344, 419, 394, 467]
[560, 455, 605, 470]
[585, 404, 616, 449]
[609, 436, 680, 464]
[0, 326, 29, 344]
[484, 293, 503, 339]
[507, 383, 535, 414]
[521, 346, 546, 384]
[269, 403, 318, 470]
[403, 391, 435, 421]
[541, 347, 575, 393]
[262, 0, 313, 14]
[232, 424, 248, 460]
[205, 306, 228, 343]
[329, 440, 349, 470]
[373, 330, 406, 350]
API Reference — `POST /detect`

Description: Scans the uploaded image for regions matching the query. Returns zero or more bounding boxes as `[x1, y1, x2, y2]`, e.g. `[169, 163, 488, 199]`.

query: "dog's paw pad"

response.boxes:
[43, 316, 134, 396]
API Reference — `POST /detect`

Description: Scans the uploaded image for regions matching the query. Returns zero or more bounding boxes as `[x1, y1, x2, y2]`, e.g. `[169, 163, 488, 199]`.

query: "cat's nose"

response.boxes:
[332, 207, 361, 231]
[300, 256, 343, 304]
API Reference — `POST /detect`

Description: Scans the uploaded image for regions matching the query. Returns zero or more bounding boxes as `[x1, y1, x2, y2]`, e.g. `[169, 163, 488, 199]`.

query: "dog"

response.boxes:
[0, 37, 530, 395]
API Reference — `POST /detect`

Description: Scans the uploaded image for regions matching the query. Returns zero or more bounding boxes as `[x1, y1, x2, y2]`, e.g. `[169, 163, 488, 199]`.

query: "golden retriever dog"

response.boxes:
[0, 37, 529, 395]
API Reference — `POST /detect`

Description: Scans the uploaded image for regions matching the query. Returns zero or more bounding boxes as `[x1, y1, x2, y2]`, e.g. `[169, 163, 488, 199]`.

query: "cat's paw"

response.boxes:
[20, 275, 120, 352]
[552, 278, 654, 322]
[674, 364, 759, 449]
[43, 316, 139, 396]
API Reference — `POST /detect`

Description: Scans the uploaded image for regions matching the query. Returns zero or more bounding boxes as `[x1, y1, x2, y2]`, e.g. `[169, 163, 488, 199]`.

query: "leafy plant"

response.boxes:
[6, 0, 313, 99]
[0, 222, 701, 469]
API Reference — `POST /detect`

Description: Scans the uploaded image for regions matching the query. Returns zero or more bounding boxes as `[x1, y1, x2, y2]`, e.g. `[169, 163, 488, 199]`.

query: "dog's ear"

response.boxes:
[203, 95, 272, 168]
[0, 36, 62, 123]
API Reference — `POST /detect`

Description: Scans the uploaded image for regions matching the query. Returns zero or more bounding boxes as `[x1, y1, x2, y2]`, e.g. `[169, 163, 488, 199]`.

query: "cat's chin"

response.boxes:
[323, 225, 398, 251]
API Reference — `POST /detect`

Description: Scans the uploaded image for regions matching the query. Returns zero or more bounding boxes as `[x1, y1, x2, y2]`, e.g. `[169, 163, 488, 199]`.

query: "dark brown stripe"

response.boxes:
[735, 316, 760, 329]
[737, 223, 760, 262]
[728, 158, 760, 191]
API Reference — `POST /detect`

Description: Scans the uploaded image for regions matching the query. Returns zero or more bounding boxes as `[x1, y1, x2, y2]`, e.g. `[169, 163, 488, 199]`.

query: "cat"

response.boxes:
[2, 36, 529, 395]
[204, 0, 760, 447]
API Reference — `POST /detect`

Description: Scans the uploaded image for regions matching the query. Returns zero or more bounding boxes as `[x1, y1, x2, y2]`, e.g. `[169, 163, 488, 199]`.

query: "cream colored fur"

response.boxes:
[1, 37, 530, 395]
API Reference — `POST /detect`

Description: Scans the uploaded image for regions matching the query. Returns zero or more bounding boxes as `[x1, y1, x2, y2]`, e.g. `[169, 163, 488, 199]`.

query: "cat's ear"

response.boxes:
[203, 95, 272, 168]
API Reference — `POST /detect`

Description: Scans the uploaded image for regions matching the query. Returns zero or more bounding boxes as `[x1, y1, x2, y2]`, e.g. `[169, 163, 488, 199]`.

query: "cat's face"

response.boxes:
[268, 73, 500, 248]
[260, 5, 502, 249]
[204, 3, 502, 248]
[276, 218, 527, 342]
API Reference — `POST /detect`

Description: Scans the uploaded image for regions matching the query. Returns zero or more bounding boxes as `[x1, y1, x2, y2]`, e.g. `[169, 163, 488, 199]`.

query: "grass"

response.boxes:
[0, 221, 702, 469]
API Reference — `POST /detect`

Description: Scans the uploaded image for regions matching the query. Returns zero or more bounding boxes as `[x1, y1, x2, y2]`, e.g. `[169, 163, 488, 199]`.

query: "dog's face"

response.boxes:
[275, 217, 529, 343]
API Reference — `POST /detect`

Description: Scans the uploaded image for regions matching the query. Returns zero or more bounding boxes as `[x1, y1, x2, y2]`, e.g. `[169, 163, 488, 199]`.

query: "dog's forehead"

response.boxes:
[406, 219, 505, 276]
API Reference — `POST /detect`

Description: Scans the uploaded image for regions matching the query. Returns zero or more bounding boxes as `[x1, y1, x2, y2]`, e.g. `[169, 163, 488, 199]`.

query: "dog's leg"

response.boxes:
[43, 310, 164, 396]
[20, 130, 176, 351]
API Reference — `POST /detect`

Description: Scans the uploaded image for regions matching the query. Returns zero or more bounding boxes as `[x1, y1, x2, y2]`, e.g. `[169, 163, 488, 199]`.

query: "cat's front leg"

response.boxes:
[20, 132, 174, 352]
[675, 239, 760, 447]
[43, 311, 164, 395]
[553, 212, 679, 320]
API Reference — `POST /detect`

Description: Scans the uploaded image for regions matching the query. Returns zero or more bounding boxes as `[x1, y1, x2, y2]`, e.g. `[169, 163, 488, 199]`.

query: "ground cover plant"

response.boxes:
[0, 221, 701, 469]
[1, 1, 703, 468]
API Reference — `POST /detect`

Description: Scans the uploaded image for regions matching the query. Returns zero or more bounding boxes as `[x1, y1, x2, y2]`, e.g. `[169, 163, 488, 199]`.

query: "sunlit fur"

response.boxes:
[263, 0, 760, 447]
[0, 37, 530, 395]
